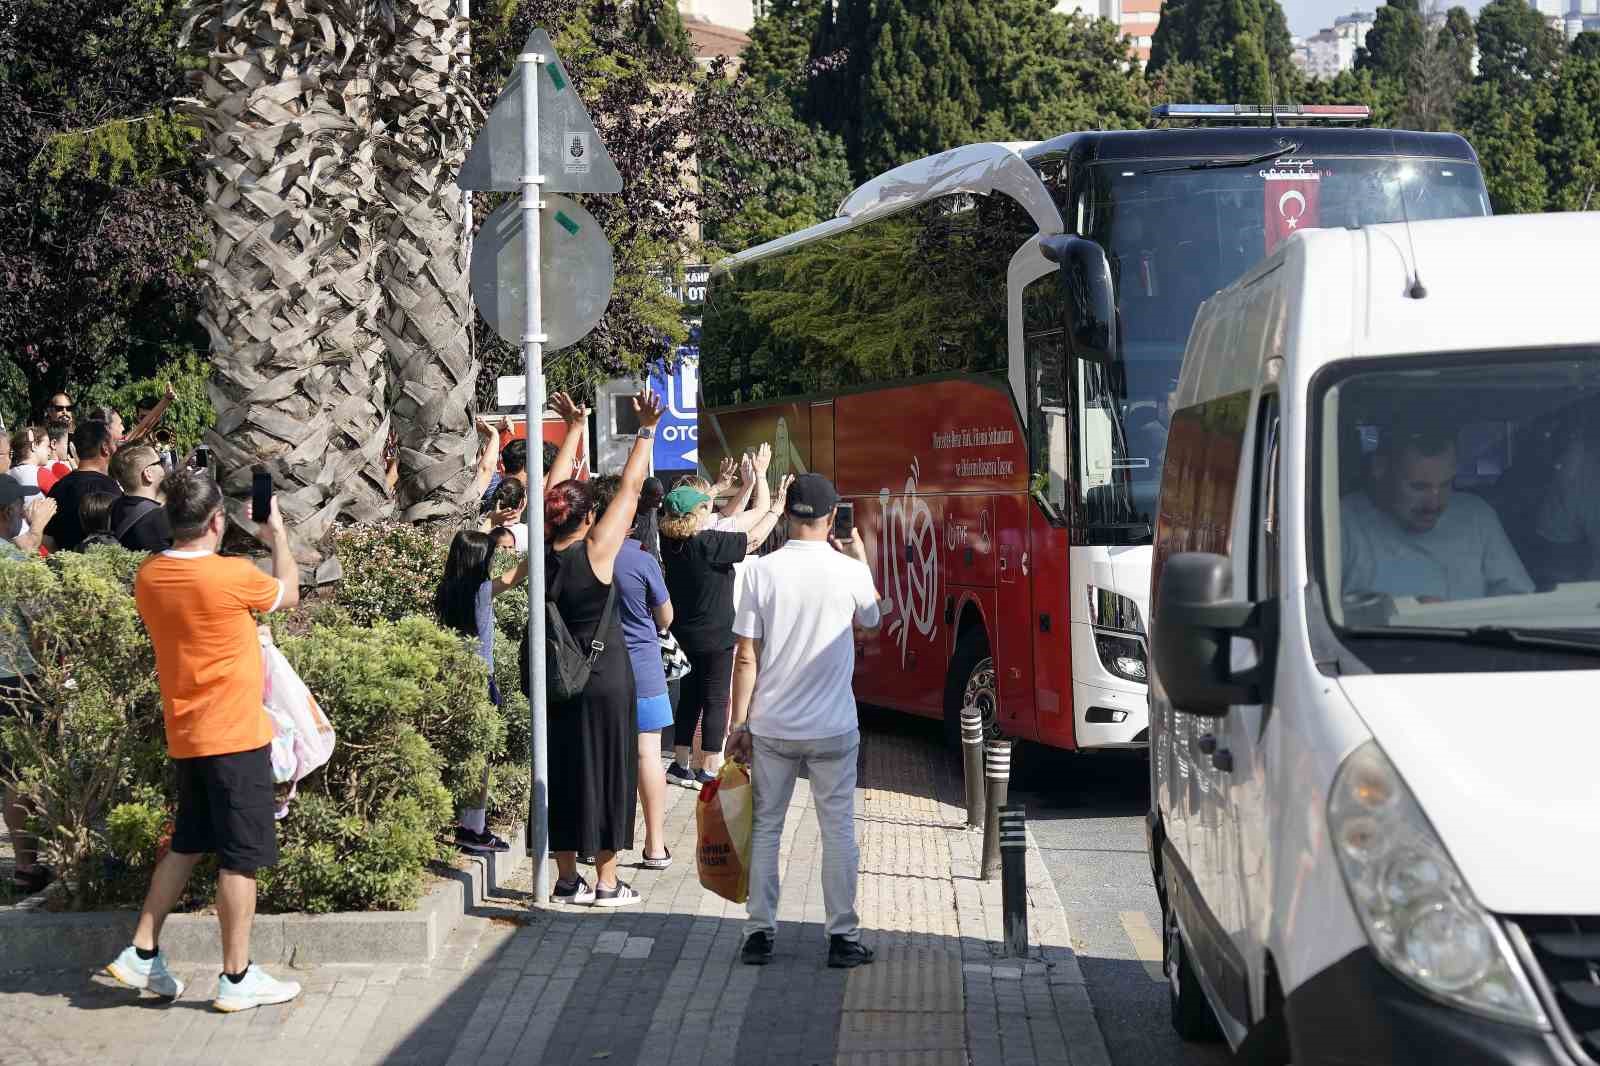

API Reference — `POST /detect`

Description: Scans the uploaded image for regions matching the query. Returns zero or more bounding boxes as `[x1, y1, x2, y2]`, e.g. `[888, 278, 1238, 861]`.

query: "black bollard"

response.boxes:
[999, 805, 1028, 956]
[960, 705, 985, 829]
[980, 738, 1011, 881]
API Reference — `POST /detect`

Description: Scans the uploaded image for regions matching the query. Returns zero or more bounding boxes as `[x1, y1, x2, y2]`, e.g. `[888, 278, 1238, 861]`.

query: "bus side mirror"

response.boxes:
[1153, 553, 1264, 717]
[1040, 235, 1117, 365]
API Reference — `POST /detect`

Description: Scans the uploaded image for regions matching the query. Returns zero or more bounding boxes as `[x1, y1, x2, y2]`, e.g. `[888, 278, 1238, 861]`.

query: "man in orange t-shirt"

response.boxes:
[104, 467, 304, 1013]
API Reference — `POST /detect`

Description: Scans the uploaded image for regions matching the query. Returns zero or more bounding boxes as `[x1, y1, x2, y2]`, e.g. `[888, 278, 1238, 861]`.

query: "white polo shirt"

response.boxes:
[733, 540, 880, 741]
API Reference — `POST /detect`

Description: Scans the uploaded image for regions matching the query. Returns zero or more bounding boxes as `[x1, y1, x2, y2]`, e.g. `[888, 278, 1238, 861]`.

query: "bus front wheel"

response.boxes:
[944, 627, 999, 751]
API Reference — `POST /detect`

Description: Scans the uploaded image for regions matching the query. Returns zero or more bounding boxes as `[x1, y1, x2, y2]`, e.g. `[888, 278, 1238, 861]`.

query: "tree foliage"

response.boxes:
[466, 1, 826, 403]
[805, 0, 1145, 180]
[1474, 0, 1564, 90]
[0, 0, 207, 428]
[1147, 0, 1298, 105]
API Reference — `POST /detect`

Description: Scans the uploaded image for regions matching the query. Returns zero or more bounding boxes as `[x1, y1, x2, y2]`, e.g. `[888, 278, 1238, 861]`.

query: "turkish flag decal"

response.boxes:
[1264, 171, 1321, 255]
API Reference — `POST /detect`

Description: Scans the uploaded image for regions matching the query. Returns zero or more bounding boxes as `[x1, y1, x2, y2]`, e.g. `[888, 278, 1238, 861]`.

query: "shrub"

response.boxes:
[279, 616, 504, 815]
[331, 524, 450, 626]
[0, 545, 526, 914]
[0, 548, 166, 909]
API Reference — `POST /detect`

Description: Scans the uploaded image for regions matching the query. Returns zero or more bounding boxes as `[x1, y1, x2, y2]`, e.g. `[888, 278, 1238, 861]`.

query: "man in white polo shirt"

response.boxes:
[726, 473, 883, 969]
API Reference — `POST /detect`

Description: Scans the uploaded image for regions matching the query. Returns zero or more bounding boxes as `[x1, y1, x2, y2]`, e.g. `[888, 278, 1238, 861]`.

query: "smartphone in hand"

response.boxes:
[251, 464, 273, 523]
[832, 501, 855, 542]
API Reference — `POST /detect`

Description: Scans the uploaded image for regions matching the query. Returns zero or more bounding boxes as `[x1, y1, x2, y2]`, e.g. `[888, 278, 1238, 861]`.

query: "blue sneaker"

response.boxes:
[213, 963, 302, 1013]
[106, 945, 185, 999]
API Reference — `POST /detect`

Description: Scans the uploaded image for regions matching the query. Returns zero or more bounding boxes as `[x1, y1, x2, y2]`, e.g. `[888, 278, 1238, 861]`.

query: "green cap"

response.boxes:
[664, 486, 711, 515]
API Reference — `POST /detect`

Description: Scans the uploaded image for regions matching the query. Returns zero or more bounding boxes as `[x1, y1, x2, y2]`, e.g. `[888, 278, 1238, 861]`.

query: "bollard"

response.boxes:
[960, 705, 985, 829]
[999, 805, 1029, 956]
[979, 738, 1012, 881]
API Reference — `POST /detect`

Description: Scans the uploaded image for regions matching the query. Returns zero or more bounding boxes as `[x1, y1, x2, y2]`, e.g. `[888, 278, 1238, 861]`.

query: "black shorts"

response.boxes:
[171, 745, 278, 873]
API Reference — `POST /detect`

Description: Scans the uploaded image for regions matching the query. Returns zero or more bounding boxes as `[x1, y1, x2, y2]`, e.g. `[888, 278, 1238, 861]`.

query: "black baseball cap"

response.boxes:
[785, 473, 839, 519]
[0, 477, 41, 507]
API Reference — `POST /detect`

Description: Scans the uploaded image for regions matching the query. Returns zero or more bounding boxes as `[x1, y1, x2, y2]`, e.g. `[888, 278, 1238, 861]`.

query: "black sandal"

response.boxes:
[11, 865, 53, 894]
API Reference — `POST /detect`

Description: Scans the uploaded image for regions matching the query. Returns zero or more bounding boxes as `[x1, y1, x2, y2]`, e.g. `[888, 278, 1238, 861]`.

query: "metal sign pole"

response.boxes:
[519, 48, 550, 904]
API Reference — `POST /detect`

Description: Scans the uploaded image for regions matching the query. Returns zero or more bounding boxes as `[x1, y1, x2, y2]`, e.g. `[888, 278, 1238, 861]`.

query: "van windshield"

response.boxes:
[1079, 157, 1488, 534]
[1317, 349, 1600, 643]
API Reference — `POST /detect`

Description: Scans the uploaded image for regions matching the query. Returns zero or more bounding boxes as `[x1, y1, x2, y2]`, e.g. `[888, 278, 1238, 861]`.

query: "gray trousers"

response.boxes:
[745, 729, 861, 941]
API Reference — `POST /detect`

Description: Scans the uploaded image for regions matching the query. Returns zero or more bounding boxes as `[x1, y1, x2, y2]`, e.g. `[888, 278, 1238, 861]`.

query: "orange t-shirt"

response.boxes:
[134, 551, 283, 759]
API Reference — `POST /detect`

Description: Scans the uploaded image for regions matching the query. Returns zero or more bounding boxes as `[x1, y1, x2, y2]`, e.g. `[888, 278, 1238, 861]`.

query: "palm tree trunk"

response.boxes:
[375, 0, 480, 524]
[184, 0, 394, 570]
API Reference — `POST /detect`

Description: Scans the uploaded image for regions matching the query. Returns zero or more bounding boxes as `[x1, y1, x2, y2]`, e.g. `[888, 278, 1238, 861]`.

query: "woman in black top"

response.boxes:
[514, 390, 662, 907]
[659, 474, 788, 786]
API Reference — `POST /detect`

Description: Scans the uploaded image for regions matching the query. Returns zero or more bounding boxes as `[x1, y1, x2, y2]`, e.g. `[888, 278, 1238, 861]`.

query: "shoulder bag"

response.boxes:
[535, 552, 620, 704]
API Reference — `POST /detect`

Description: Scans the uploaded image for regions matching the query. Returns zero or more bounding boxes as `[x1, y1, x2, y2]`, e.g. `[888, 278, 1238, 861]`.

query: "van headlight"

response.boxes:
[1328, 741, 1547, 1028]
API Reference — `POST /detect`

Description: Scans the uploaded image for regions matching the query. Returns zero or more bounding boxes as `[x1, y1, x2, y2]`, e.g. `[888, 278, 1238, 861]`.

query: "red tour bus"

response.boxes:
[698, 106, 1490, 753]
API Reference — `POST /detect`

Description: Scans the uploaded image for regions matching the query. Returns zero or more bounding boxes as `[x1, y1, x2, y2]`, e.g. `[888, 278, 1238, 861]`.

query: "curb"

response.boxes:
[0, 823, 529, 971]
[940, 757, 1116, 1066]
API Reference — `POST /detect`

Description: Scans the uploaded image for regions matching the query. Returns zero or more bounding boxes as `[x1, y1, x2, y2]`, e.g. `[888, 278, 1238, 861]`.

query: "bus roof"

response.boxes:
[712, 127, 1481, 276]
[1021, 126, 1479, 166]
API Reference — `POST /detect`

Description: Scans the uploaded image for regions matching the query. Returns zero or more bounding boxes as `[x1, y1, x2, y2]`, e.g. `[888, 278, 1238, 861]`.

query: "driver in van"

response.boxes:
[1342, 427, 1533, 604]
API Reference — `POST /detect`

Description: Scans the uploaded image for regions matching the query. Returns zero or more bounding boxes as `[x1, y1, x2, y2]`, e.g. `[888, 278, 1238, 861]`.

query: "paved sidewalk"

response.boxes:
[0, 719, 1110, 1066]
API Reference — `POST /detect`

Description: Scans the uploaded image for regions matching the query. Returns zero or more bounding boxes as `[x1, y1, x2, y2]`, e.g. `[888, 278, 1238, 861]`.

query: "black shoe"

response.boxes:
[665, 763, 701, 790]
[827, 936, 874, 969]
[456, 827, 510, 854]
[742, 931, 774, 966]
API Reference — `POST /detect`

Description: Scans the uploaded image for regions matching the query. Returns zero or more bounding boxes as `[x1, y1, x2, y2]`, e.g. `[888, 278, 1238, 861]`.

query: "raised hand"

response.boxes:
[551, 392, 586, 425]
[739, 452, 756, 484]
[716, 456, 738, 490]
[774, 474, 795, 511]
[754, 441, 773, 475]
[25, 496, 56, 531]
[633, 388, 664, 430]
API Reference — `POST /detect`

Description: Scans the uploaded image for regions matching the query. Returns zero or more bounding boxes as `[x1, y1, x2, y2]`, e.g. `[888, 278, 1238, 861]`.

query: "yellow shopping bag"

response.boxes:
[696, 761, 753, 903]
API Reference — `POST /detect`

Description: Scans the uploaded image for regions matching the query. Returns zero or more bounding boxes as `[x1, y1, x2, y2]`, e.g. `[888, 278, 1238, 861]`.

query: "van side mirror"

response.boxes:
[1040, 235, 1117, 365]
[1153, 552, 1266, 717]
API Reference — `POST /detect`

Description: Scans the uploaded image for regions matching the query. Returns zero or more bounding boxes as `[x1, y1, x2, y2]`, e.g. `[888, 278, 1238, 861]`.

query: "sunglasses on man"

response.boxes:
[48, 402, 73, 412]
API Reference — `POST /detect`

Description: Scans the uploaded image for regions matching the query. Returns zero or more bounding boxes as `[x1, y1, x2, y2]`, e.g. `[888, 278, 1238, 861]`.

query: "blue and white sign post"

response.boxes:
[650, 347, 699, 476]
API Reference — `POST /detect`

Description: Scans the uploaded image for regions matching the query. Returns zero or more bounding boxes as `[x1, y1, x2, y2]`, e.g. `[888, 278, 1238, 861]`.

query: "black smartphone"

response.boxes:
[251, 464, 273, 523]
[190, 445, 211, 471]
[832, 501, 855, 541]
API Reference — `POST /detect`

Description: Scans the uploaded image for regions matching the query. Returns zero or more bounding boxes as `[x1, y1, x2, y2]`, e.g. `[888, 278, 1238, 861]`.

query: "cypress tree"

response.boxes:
[805, 0, 1144, 181]
[1148, 0, 1296, 103]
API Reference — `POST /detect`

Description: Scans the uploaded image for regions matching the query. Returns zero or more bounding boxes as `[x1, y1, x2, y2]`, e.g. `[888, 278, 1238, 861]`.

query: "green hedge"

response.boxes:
[0, 543, 528, 914]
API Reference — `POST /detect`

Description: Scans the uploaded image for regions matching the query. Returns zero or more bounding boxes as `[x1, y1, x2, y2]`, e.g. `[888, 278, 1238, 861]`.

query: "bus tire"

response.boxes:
[944, 627, 998, 751]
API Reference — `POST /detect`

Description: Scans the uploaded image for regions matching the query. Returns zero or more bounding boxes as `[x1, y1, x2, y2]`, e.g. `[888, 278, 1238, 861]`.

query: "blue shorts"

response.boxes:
[637, 692, 673, 732]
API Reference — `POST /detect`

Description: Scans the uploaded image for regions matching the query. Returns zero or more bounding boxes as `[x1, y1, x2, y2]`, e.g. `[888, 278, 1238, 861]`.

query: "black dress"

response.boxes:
[545, 543, 638, 854]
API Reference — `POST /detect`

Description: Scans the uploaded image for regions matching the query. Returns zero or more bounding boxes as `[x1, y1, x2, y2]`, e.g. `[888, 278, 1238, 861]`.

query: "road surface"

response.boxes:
[1013, 746, 1234, 1066]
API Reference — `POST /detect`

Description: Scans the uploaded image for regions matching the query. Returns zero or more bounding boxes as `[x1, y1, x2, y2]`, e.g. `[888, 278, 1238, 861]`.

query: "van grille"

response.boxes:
[1506, 915, 1600, 1065]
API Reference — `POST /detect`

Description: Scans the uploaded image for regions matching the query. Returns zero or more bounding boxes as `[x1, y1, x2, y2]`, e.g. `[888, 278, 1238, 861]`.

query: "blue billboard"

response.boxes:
[649, 345, 698, 474]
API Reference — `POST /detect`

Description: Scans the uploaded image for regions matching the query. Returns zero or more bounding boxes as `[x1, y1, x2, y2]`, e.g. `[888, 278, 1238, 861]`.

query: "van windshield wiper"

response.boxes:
[1344, 624, 1600, 654]
[1141, 142, 1302, 175]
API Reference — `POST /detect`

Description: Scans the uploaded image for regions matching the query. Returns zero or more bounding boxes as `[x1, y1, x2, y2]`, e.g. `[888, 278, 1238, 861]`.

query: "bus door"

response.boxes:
[1019, 264, 1077, 749]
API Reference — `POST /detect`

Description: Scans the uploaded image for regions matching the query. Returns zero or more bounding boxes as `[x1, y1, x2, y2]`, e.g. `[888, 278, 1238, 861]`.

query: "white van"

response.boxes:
[1146, 211, 1600, 1065]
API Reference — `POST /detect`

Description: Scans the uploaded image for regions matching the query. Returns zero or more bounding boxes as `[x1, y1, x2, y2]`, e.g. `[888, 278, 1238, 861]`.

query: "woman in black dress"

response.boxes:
[534, 389, 663, 906]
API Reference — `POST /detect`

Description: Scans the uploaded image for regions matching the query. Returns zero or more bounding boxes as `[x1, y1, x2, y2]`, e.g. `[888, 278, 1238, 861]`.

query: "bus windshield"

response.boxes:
[1078, 156, 1489, 537]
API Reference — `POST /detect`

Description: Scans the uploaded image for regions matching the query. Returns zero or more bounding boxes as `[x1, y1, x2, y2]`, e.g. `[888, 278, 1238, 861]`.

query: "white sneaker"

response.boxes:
[106, 945, 185, 999]
[213, 964, 302, 1013]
